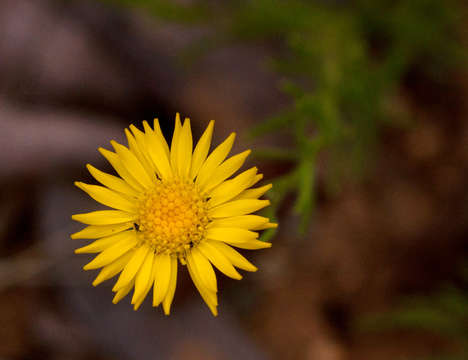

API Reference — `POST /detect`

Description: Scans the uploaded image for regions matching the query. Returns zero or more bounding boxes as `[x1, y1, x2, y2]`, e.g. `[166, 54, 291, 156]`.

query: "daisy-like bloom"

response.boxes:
[71, 114, 276, 316]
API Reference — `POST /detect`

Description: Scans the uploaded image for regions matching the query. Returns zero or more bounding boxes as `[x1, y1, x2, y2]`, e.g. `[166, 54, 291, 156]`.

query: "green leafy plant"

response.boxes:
[99, 0, 466, 236]
[226, 0, 465, 235]
[358, 262, 468, 360]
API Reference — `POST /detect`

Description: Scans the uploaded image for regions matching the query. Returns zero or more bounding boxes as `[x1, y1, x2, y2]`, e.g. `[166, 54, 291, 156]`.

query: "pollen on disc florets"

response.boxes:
[136, 178, 210, 256]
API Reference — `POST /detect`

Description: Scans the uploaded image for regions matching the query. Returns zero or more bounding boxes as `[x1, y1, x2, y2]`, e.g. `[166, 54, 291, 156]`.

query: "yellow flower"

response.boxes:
[71, 114, 276, 316]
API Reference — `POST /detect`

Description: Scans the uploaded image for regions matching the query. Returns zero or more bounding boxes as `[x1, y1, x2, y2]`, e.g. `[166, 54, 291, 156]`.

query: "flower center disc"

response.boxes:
[137, 179, 209, 255]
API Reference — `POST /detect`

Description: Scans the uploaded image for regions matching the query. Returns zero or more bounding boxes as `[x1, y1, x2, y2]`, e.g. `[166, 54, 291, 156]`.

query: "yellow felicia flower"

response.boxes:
[71, 114, 275, 316]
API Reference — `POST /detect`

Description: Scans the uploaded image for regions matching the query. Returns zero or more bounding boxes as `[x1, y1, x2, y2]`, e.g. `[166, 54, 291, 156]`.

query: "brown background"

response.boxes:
[0, 1, 467, 359]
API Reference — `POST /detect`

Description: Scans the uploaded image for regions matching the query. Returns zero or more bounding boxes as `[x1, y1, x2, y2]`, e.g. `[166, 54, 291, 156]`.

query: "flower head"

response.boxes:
[72, 114, 276, 315]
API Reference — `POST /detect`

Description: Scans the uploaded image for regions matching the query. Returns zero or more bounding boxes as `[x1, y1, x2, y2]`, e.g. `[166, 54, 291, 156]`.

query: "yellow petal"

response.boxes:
[144, 124, 173, 180]
[87, 164, 138, 198]
[129, 123, 148, 143]
[197, 242, 242, 280]
[202, 150, 251, 192]
[190, 248, 217, 292]
[74, 182, 136, 212]
[124, 129, 155, 179]
[111, 141, 153, 189]
[129, 124, 159, 174]
[71, 223, 132, 239]
[196, 132, 235, 187]
[177, 118, 193, 179]
[133, 283, 152, 310]
[112, 244, 150, 291]
[206, 227, 258, 242]
[152, 254, 171, 307]
[207, 215, 269, 230]
[112, 279, 134, 304]
[205, 229, 270, 249]
[170, 113, 182, 176]
[142, 120, 154, 135]
[132, 250, 154, 306]
[249, 174, 263, 187]
[226, 239, 272, 250]
[207, 167, 258, 207]
[162, 257, 178, 315]
[99, 147, 144, 191]
[92, 251, 134, 286]
[83, 233, 137, 270]
[190, 120, 214, 180]
[153, 118, 170, 157]
[72, 210, 137, 225]
[75, 230, 135, 254]
[233, 183, 272, 200]
[208, 199, 270, 218]
[252, 222, 278, 230]
[207, 241, 257, 272]
[186, 255, 218, 316]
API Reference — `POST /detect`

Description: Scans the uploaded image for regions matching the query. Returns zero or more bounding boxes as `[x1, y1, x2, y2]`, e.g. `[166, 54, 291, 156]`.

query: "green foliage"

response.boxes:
[358, 263, 468, 360]
[228, 0, 465, 234]
[360, 287, 468, 336]
[100, 0, 466, 235]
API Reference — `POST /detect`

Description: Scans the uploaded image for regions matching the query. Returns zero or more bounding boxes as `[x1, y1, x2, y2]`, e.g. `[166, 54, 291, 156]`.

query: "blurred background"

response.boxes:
[1, 0, 467, 359]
